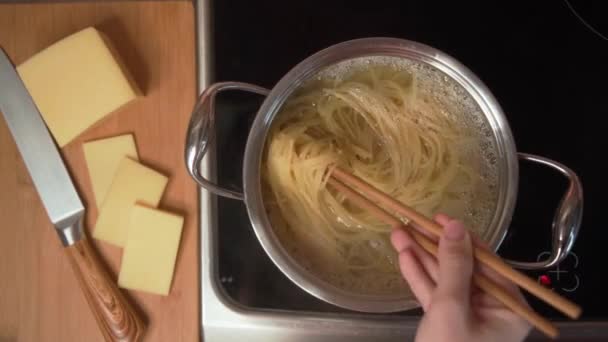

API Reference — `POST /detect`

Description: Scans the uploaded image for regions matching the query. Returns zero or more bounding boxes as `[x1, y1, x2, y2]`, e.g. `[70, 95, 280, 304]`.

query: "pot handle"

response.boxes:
[185, 82, 270, 200]
[504, 153, 583, 270]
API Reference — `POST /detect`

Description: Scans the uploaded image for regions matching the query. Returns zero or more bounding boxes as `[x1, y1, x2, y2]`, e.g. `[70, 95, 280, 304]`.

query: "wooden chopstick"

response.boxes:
[326, 176, 560, 339]
[332, 166, 582, 320]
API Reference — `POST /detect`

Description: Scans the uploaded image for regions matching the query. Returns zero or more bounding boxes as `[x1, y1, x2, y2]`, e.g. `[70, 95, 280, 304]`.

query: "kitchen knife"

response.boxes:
[0, 48, 145, 342]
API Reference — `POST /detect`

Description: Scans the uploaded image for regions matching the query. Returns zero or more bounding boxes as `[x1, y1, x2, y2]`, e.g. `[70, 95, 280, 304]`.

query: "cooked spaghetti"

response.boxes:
[263, 62, 493, 296]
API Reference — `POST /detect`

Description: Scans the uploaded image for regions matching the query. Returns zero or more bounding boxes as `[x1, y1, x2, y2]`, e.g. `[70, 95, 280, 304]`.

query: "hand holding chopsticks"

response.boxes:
[392, 217, 532, 342]
[328, 166, 582, 339]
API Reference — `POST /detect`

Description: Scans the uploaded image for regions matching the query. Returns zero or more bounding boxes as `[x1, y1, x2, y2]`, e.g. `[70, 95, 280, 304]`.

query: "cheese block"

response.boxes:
[17, 27, 141, 147]
[118, 205, 183, 295]
[94, 158, 167, 247]
[83, 134, 139, 207]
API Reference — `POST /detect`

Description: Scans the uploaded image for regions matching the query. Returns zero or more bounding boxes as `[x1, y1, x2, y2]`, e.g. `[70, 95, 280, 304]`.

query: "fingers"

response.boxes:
[391, 228, 438, 310]
[435, 213, 528, 307]
[390, 226, 416, 252]
[434, 213, 451, 226]
[398, 248, 435, 310]
[391, 228, 439, 281]
[435, 220, 474, 308]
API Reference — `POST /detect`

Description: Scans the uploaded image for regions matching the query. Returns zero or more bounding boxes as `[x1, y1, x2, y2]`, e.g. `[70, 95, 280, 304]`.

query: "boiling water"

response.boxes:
[264, 56, 500, 297]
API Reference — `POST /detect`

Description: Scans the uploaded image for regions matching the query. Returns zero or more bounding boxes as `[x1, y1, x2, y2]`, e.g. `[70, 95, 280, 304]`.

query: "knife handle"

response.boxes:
[66, 237, 146, 342]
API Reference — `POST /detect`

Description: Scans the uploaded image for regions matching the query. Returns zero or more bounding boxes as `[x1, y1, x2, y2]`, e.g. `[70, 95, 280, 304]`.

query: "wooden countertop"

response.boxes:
[0, 2, 199, 341]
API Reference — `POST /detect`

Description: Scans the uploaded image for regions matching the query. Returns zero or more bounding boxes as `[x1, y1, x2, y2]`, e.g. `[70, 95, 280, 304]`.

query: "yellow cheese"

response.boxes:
[83, 134, 139, 207]
[17, 27, 140, 147]
[118, 205, 183, 295]
[94, 158, 167, 247]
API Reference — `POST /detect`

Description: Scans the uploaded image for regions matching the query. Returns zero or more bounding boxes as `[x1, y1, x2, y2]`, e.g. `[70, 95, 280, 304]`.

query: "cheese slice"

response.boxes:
[83, 134, 139, 207]
[94, 158, 167, 247]
[118, 205, 183, 295]
[17, 27, 141, 147]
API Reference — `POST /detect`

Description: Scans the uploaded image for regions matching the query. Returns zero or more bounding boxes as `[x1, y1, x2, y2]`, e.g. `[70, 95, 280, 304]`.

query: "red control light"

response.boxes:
[539, 275, 552, 287]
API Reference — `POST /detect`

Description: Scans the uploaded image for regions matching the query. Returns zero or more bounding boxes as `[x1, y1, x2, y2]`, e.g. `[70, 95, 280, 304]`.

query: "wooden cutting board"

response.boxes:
[0, 2, 198, 341]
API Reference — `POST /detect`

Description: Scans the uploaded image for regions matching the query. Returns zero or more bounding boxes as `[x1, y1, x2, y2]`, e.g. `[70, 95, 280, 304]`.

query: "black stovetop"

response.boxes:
[211, 0, 608, 320]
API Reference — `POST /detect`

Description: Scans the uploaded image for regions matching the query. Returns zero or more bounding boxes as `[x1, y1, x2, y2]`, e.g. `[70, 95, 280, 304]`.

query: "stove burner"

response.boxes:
[563, 0, 608, 41]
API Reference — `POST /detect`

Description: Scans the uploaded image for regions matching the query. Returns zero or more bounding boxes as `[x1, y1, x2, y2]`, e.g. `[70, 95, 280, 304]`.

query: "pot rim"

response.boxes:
[242, 37, 519, 313]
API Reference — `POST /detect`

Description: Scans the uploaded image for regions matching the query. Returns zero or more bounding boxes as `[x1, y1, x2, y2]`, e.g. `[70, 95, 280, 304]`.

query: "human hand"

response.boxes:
[391, 214, 531, 342]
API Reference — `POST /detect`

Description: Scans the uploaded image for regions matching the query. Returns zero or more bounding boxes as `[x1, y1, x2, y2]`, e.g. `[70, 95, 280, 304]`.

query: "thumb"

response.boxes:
[435, 220, 473, 304]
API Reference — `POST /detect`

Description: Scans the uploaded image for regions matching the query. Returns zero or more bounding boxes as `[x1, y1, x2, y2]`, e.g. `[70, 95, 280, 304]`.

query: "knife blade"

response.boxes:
[0, 48, 83, 245]
[0, 47, 145, 341]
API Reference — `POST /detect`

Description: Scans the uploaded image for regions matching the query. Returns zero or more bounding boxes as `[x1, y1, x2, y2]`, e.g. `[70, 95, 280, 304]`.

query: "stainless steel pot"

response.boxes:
[185, 38, 583, 313]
